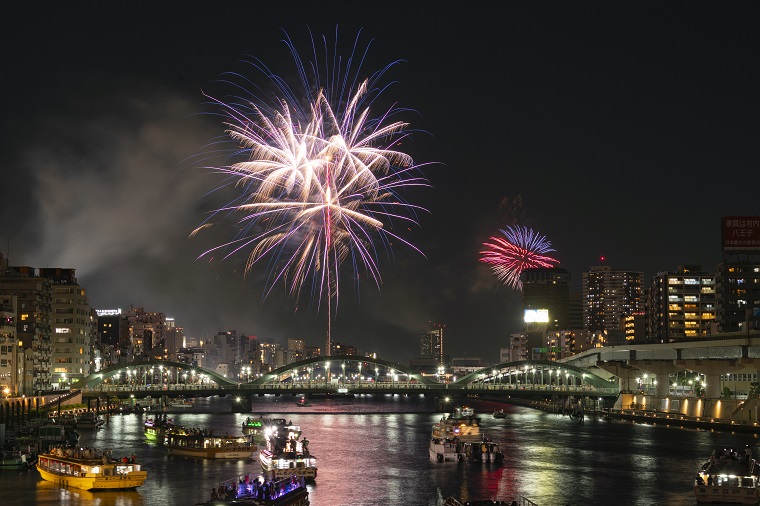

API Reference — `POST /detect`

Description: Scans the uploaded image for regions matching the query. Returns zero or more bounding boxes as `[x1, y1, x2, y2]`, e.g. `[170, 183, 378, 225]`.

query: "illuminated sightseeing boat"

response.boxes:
[431, 406, 482, 442]
[243, 416, 266, 440]
[144, 414, 174, 441]
[259, 420, 317, 481]
[164, 426, 257, 459]
[36, 447, 147, 490]
[199, 473, 310, 506]
[695, 447, 760, 504]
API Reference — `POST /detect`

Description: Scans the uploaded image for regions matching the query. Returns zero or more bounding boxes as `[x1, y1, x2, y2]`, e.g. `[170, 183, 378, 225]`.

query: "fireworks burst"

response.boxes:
[480, 225, 559, 291]
[191, 29, 432, 354]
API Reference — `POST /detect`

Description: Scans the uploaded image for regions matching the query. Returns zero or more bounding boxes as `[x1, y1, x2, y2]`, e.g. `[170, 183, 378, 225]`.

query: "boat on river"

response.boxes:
[75, 412, 105, 429]
[429, 437, 504, 464]
[0, 449, 36, 471]
[36, 446, 147, 490]
[197, 473, 310, 505]
[492, 409, 507, 419]
[144, 414, 174, 441]
[695, 446, 760, 504]
[164, 426, 257, 459]
[295, 397, 310, 407]
[168, 397, 194, 408]
[432, 406, 482, 442]
[260, 420, 317, 481]
[243, 416, 266, 441]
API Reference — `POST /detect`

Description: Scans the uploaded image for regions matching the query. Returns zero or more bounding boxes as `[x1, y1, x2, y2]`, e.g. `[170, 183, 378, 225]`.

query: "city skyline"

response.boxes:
[1, 3, 758, 362]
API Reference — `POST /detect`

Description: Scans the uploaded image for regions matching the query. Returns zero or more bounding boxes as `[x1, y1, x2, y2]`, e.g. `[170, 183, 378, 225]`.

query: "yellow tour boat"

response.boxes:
[36, 447, 147, 490]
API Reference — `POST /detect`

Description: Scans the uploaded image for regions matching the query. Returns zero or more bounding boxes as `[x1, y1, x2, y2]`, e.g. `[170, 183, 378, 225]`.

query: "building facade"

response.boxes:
[420, 322, 445, 366]
[0, 261, 53, 395]
[647, 265, 716, 342]
[582, 265, 644, 333]
[521, 267, 571, 332]
[38, 268, 93, 388]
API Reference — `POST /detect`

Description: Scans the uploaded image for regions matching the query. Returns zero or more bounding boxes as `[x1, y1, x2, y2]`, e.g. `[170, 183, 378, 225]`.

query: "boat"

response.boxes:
[243, 416, 266, 440]
[295, 397, 310, 407]
[432, 406, 482, 442]
[168, 397, 194, 408]
[37, 424, 79, 450]
[0, 449, 36, 471]
[164, 426, 257, 459]
[36, 446, 147, 490]
[262, 419, 303, 442]
[55, 413, 78, 428]
[197, 473, 310, 505]
[144, 414, 174, 441]
[429, 437, 460, 462]
[75, 412, 105, 429]
[695, 446, 760, 504]
[493, 409, 507, 419]
[429, 437, 504, 464]
[260, 420, 317, 481]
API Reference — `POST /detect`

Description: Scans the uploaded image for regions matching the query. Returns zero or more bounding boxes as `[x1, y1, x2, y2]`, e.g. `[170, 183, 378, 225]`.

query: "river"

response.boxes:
[1, 394, 757, 506]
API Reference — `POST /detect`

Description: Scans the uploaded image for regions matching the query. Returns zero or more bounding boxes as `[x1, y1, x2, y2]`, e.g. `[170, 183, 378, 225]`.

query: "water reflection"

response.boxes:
[3, 396, 759, 505]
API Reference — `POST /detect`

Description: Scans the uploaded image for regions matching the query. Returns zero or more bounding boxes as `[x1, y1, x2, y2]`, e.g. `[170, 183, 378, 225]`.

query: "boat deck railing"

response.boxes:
[442, 495, 537, 506]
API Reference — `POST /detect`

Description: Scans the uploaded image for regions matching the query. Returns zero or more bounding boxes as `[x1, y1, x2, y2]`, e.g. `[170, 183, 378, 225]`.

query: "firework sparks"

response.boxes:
[191, 29, 432, 353]
[480, 225, 559, 291]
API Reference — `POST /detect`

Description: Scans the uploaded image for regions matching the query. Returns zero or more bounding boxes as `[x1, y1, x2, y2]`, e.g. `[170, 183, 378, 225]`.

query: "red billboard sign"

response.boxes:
[722, 216, 760, 250]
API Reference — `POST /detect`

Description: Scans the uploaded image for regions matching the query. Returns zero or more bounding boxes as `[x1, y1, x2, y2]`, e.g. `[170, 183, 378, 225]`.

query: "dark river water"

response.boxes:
[1, 394, 757, 506]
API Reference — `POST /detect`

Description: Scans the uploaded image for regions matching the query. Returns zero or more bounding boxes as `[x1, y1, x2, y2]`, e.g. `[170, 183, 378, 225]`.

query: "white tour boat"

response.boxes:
[260, 420, 316, 481]
[168, 397, 194, 408]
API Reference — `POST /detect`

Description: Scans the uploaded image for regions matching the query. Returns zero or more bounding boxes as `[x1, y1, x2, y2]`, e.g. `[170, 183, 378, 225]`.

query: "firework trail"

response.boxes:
[480, 225, 559, 291]
[191, 28, 432, 354]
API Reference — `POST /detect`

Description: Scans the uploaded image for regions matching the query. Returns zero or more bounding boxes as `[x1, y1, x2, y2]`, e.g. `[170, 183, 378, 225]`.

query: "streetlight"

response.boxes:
[325, 361, 331, 385]
[341, 363, 346, 385]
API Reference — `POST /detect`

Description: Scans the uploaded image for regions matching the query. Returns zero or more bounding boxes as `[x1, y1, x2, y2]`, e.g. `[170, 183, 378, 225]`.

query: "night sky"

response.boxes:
[1, 2, 758, 363]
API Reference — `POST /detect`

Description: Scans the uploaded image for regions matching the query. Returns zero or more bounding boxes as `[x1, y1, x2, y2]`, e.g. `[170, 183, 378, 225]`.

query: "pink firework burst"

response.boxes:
[480, 225, 559, 291]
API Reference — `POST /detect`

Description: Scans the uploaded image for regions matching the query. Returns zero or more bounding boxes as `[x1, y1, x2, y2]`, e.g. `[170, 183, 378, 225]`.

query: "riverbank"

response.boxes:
[497, 396, 760, 433]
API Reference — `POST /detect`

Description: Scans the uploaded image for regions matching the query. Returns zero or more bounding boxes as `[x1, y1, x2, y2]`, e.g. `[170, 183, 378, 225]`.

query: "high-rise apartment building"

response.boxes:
[521, 267, 571, 332]
[420, 322, 444, 366]
[716, 217, 760, 334]
[0, 294, 19, 396]
[0, 260, 53, 395]
[582, 265, 643, 333]
[38, 268, 93, 388]
[647, 265, 716, 342]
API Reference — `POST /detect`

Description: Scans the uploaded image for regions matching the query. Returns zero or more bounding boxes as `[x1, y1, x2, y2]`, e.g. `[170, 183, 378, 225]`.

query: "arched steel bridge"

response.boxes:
[72, 356, 619, 403]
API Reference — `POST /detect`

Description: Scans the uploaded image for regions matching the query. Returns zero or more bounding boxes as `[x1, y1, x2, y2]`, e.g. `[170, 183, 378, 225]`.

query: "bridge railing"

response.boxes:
[81, 381, 618, 396]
